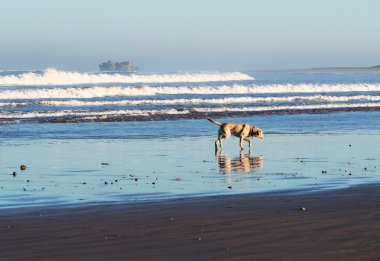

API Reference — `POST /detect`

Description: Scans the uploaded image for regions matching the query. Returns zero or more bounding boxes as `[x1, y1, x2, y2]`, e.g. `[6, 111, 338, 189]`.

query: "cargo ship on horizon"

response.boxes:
[99, 60, 138, 72]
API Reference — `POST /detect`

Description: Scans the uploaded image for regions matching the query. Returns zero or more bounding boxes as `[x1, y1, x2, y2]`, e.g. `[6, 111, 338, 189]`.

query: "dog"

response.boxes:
[207, 117, 264, 150]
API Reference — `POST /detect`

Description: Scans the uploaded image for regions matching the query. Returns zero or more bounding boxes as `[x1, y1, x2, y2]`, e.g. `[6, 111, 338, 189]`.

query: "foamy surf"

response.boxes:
[2, 103, 380, 123]
[1, 69, 380, 124]
[0, 68, 253, 86]
[2, 95, 380, 108]
[2, 83, 380, 100]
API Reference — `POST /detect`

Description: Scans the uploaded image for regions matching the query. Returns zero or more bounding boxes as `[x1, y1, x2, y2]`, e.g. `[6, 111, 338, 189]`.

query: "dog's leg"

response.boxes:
[244, 138, 252, 148]
[239, 137, 244, 150]
[217, 130, 228, 150]
[219, 137, 225, 149]
[216, 127, 225, 150]
[215, 139, 219, 150]
[215, 136, 225, 150]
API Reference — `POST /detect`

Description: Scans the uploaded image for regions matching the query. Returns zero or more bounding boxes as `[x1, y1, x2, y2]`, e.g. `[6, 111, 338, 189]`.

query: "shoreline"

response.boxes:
[2, 106, 380, 124]
[1, 184, 379, 261]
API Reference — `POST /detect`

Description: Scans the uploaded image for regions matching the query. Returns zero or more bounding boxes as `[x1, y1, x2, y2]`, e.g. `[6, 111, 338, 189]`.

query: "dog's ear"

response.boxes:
[250, 126, 258, 136]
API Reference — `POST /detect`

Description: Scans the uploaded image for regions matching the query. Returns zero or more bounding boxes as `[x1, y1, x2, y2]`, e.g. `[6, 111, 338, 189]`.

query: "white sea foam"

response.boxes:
[0, 68, 253, 86]
[0, 102, 28, 107]
[0, 109, 186, 119]
[197, 102, 380, 113]
[37, 95, 380, 106]
[2, 102, 380, 119]
[2, 95, 380, 108]
[1, 84, 380, 100]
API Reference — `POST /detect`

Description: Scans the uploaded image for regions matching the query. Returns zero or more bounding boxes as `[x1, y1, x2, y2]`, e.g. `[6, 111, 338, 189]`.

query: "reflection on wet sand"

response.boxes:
[217, 151, 263, 174]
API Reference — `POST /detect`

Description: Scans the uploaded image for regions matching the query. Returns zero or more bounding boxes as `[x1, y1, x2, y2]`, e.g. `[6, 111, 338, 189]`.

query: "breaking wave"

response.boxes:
[2, 103, 380, 121]
[1, 83, 380, 100]
[2, 69, 380, 124]
[2, 95, 380, 108]
[0, 68, 253, 86]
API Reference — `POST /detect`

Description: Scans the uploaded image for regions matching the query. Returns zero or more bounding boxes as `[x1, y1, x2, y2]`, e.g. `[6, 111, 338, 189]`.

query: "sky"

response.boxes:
[0, 0, 379, 72]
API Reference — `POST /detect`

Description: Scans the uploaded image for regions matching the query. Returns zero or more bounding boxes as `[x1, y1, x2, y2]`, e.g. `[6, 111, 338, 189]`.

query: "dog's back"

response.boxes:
[224, 123, 249, 137]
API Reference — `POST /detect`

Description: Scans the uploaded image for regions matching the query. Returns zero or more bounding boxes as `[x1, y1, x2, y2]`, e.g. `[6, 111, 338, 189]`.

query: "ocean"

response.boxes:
[1, 68, 380, 209]
[1, 68, 380, 126]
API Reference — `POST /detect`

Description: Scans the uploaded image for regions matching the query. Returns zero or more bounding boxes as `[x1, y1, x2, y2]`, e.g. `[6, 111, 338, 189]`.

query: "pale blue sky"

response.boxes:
[0, 0, 379, 71]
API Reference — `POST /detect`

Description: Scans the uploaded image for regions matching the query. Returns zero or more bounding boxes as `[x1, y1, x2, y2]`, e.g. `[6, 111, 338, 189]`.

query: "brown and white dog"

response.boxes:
[207, 117, 264, 150]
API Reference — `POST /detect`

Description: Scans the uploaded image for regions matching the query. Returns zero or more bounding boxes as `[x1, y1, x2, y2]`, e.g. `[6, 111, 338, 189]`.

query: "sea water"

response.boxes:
[0, 69, 379, 209]
[1, 68, 380, 124]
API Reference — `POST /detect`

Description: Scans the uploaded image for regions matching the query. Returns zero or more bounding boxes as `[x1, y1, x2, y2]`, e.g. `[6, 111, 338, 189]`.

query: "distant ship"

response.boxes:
[99, 60, 138, 72]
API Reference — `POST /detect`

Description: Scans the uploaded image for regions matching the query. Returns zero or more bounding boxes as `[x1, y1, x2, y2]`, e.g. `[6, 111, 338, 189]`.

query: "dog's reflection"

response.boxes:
[217, 150, 263, 174]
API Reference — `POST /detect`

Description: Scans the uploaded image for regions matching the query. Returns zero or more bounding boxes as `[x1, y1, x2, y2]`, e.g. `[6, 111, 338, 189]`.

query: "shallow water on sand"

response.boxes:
[1, 112, 379, 209]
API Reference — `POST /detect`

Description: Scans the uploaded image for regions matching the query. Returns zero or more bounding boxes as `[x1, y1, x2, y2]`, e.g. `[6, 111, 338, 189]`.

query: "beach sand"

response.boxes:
[1, 114, 380, 260]
[1, 185, 379, 261]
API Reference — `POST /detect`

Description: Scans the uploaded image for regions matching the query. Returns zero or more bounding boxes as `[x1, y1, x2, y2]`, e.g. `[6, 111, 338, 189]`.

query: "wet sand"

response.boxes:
[1, 185, 379, 261]
[2, 132, 379, 209]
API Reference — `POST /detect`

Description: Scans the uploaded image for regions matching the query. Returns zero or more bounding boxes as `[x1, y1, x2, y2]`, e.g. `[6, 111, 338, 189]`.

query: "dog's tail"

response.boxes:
[207, 117, 223, 126]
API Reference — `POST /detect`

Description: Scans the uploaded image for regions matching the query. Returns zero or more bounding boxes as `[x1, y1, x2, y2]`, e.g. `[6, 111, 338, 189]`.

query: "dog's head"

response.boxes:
[250, 126, 264, 139]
